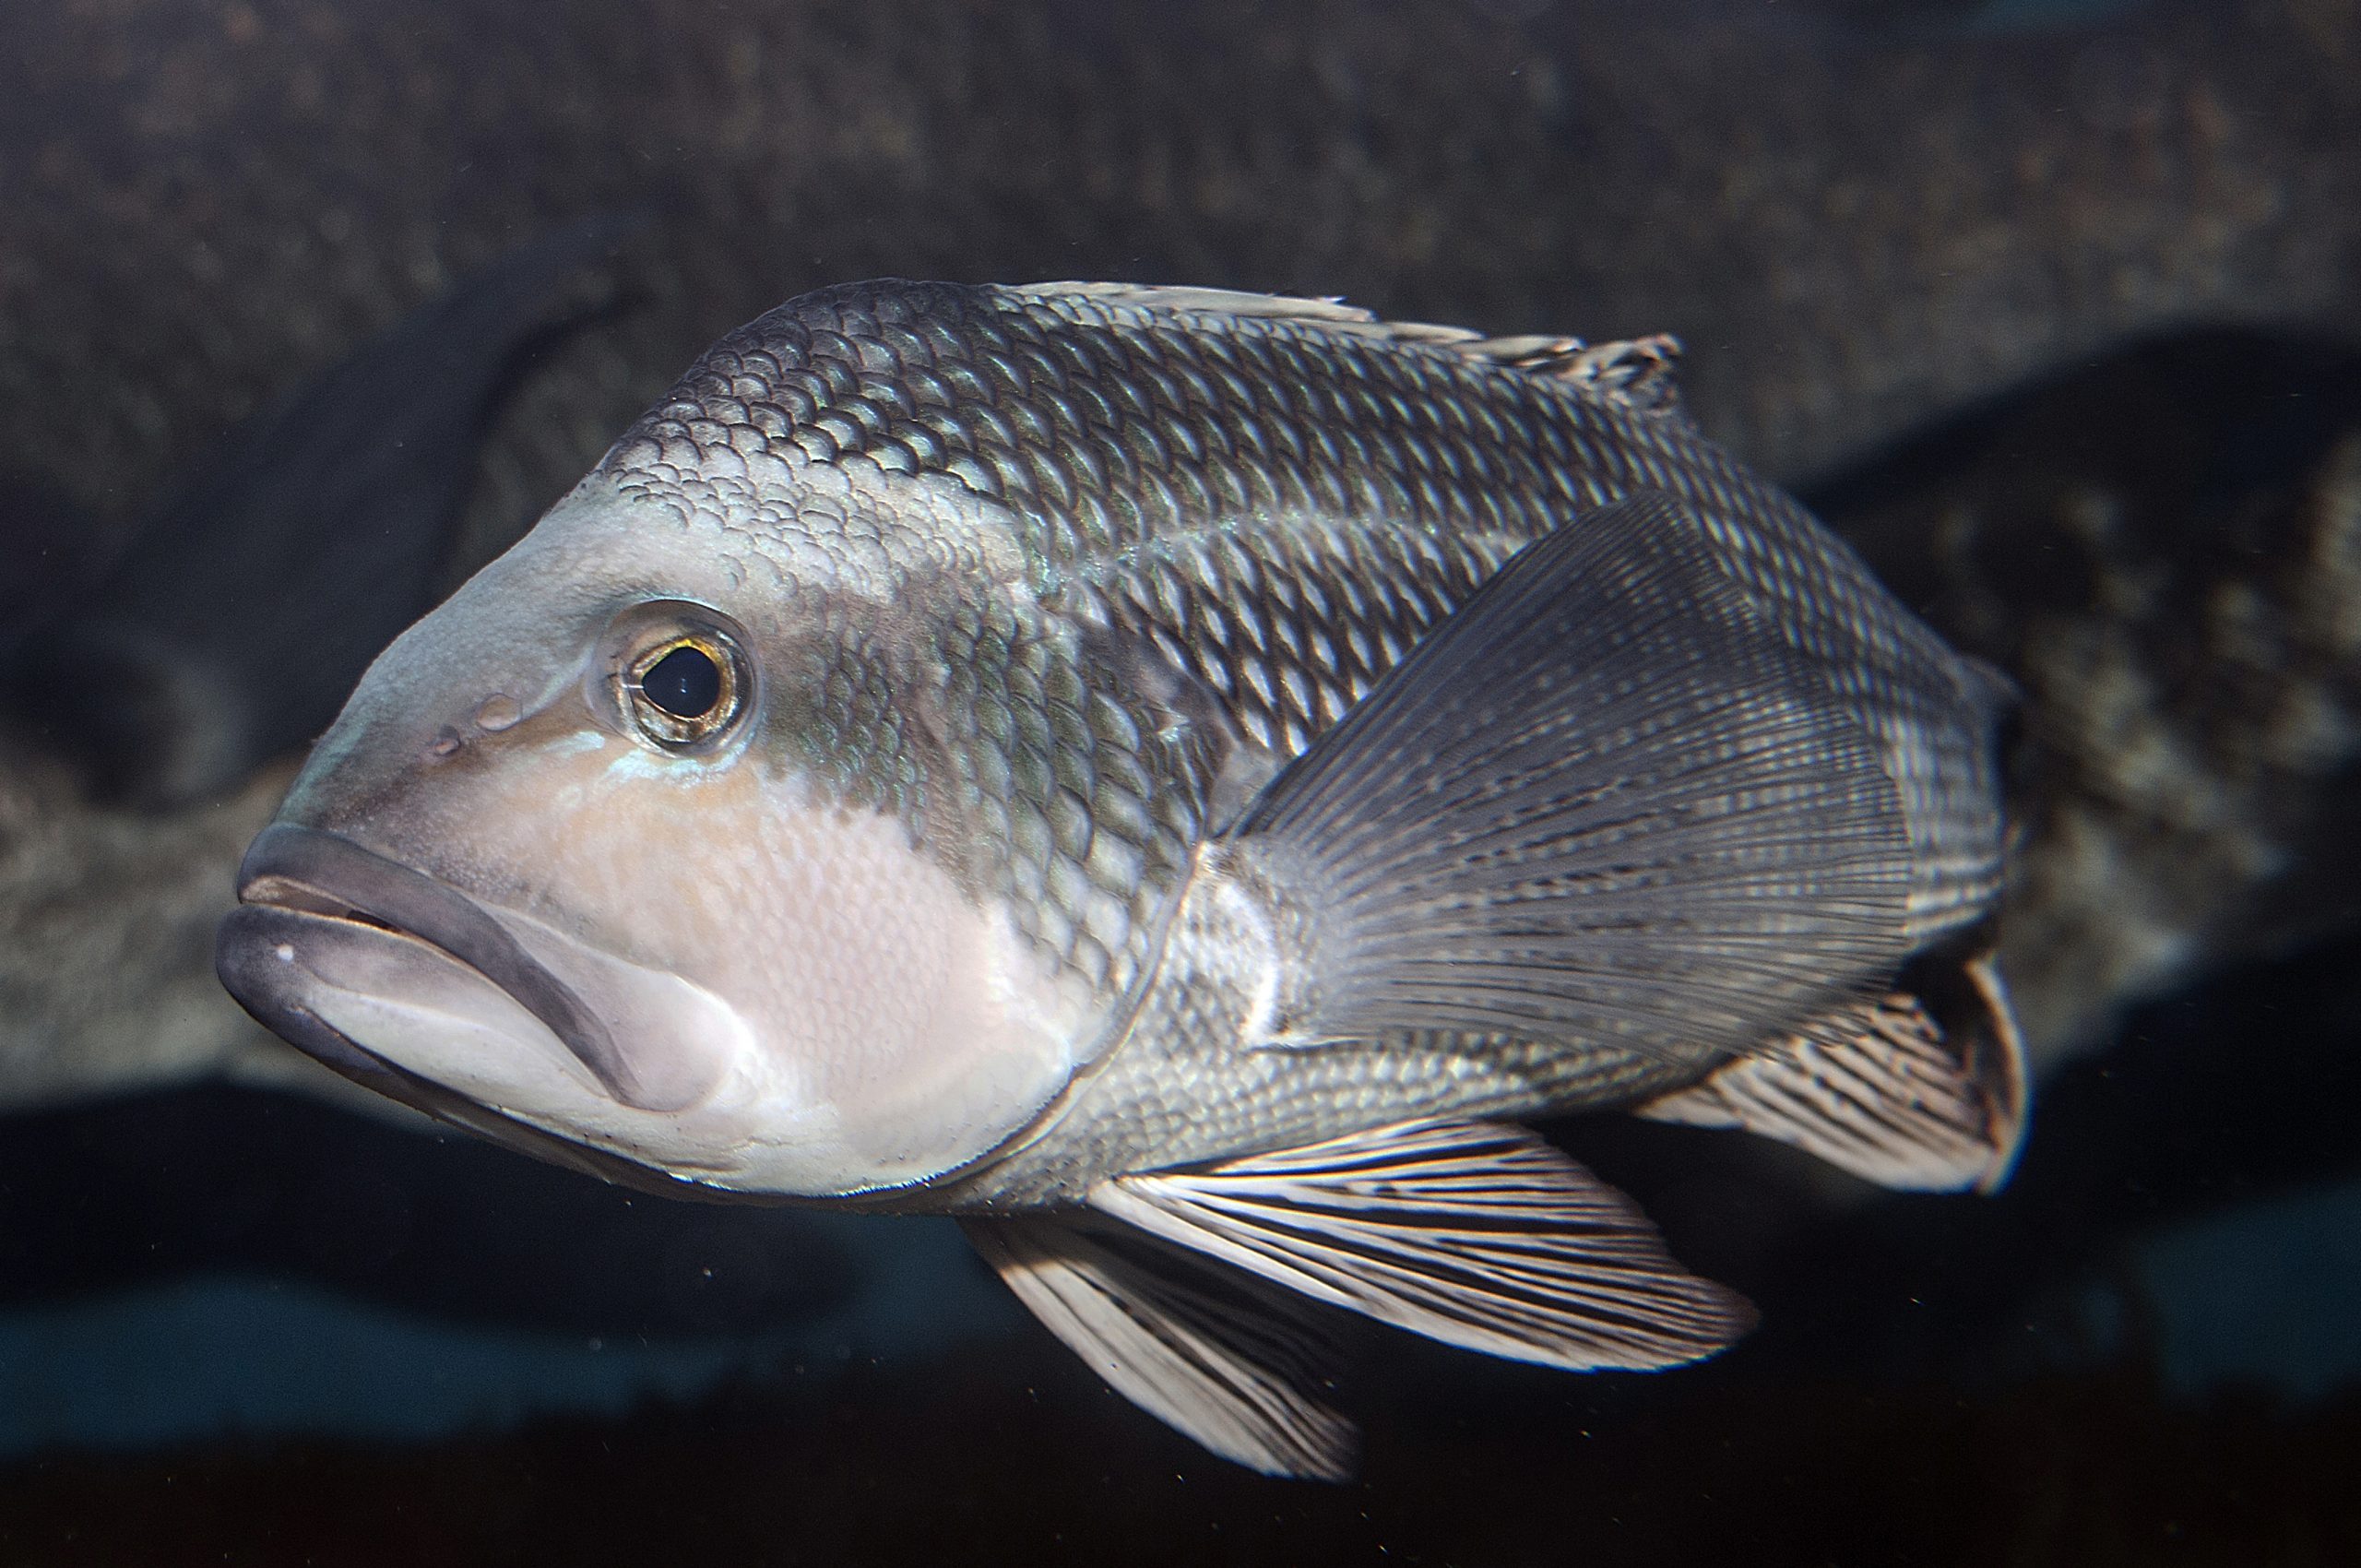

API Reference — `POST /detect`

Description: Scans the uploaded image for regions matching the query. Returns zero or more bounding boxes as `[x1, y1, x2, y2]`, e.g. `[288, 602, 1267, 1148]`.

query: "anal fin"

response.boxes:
[961, 1215, 1358, 1480]
[1090, 1119, 1754, 1372]
[1637, 946, 2028, 1193]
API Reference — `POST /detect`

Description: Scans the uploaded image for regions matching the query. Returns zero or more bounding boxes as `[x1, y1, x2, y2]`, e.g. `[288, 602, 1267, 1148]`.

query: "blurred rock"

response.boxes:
[2, 0, 2356, 552]
[1816, 327, 2361, 1059]
[2, 220, 630, 809]
[0, 751, 303, 1107]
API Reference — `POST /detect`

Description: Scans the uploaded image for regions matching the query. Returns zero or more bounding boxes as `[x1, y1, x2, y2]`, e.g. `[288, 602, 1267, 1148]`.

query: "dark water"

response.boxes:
[4, 1, 2360, 1562]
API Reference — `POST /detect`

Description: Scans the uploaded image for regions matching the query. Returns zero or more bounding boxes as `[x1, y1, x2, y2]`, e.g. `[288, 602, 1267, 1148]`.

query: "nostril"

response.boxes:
[426, 725, 465, 760]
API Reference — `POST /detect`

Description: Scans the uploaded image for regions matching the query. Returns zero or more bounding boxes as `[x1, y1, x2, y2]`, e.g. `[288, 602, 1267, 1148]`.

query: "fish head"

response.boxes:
[216, 466, 1103, 1200]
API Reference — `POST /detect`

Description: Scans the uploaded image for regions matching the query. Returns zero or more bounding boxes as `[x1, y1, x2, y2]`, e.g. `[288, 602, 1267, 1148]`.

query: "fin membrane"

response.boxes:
[962, 1215, 1358, 1479]
[1638, 947, 2028, 1192]
[1091, 1118, 1754, 1372]
[1229, 489, 1915, 1066]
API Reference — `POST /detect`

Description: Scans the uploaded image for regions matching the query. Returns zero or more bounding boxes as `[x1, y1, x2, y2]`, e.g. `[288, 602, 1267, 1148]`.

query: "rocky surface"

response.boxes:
[6, 0, 2357, 541]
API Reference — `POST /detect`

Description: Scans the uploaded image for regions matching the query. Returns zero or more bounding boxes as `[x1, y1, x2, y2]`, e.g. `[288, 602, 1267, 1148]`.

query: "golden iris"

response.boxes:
[623, 634, 742, 747]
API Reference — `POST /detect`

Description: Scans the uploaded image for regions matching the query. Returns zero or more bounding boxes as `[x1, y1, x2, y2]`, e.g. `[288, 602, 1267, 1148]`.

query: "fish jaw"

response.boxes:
[219, 810, 1094, 1195]
[225, 825, 743, 1112]
[218, 827, 810, 1186]
[218, 902, 732, 1118]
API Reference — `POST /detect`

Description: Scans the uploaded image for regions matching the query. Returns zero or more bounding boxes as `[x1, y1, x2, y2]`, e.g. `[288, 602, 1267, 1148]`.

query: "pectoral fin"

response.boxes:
[1637, 948, 2028, 1193]
[961, 1215, 1358, 1479]
[1090, 1119, 1754, 1372]
[1228, 489, 1915, 1068]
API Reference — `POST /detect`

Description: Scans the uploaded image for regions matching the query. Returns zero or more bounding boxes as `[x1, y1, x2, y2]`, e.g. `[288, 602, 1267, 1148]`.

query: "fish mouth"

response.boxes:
[210, 922, 717, 1200]
[219, 824, 730, 1115]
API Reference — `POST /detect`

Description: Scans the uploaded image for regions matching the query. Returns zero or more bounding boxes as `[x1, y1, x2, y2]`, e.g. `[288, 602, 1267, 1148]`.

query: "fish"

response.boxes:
[0, 218, 634, 810]
[214, 279, 2024, 1478]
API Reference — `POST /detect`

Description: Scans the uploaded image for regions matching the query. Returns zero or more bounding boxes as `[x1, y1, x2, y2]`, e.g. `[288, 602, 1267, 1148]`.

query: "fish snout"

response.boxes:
[224, 823, 737, 1114]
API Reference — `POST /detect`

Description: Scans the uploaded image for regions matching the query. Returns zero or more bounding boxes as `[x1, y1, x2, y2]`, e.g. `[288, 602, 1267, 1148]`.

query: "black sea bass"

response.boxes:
[217, 280, 2024, 1476]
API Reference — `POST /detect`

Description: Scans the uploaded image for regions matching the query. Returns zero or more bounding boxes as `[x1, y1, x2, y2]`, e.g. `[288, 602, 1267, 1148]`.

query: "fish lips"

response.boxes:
[210, 919, 720, 1200]
[219, 824, 732, 1117]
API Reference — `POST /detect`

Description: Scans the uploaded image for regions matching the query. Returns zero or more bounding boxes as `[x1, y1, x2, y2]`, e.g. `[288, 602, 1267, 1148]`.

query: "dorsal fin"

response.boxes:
[1008, 280, 1386, 327]
[1527, 333, 1685, 416]
[1004, 282, 1685, 412]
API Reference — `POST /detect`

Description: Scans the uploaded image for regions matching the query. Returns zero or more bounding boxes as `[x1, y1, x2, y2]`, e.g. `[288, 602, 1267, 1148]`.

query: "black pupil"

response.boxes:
[642, 645, 722, 719]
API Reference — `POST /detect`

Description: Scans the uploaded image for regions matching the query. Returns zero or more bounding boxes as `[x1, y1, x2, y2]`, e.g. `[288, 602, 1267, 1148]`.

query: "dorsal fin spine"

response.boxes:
[1003, 281, 1685, 412]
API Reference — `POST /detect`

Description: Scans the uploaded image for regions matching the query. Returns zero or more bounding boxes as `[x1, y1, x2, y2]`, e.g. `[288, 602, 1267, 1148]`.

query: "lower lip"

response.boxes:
[217, 906, 440, 1087]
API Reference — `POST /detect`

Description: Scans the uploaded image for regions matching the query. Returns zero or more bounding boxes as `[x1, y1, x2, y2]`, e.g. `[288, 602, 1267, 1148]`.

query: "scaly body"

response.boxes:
[219, 280, 2021, 1477]
[594, 280, 2005, 1197]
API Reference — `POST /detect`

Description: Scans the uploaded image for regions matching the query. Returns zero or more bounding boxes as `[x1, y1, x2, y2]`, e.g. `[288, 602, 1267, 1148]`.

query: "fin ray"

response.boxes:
[1006, 283, 1685, 411]
[1230, 490, 1916, 1065]
[962, 1216, 1358, 1480]
[1638, 947, 2029, 1192]
[1092, 1119, 1754, 1372]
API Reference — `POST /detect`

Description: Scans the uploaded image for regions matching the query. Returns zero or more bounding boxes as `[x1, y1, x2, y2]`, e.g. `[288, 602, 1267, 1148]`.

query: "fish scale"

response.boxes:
[588, 280, 2012, 1192]
[939, 600, 1198, 1000]
[1093, 516, 1510, 756]
[609, 279, 2006, 948]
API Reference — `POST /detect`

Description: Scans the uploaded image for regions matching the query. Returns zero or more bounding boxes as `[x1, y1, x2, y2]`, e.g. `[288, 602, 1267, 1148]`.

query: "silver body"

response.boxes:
[220, 279, 2009, 1205]
[217, 281, 2016, 1475]
[580, 279, 2007, 1204]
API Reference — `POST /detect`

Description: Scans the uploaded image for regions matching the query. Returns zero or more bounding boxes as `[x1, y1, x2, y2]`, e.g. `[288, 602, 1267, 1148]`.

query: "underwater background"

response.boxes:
[4, 0, 2360, 1562]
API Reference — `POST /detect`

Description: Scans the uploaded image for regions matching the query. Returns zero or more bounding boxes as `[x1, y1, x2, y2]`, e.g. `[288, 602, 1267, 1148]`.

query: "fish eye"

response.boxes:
[622, 631, 745, 748]
[641, 644, 721, 719]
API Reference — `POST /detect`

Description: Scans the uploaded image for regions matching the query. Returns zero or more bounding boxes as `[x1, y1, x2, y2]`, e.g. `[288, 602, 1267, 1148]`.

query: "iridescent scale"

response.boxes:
[602, 279, 2008, 1034]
